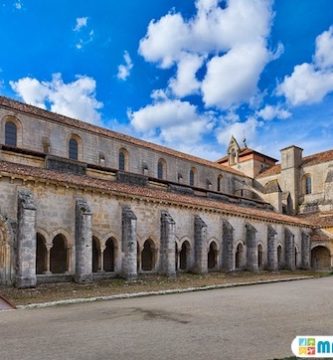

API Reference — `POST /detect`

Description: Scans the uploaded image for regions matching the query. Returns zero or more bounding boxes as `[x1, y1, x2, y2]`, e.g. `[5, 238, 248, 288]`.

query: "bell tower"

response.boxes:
[227, 136, 241, 165]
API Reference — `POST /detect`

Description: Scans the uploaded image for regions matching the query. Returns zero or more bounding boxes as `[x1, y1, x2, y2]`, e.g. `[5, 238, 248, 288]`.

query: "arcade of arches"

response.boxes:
[32, 235, 333, 280]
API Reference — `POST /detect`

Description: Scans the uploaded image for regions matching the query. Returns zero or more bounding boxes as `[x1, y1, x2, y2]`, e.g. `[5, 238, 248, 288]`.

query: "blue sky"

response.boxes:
[1, 0, 333, 161]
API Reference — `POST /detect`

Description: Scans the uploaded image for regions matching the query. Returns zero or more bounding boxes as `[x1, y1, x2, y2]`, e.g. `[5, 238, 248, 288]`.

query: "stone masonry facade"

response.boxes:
[0, 97, 327, 288]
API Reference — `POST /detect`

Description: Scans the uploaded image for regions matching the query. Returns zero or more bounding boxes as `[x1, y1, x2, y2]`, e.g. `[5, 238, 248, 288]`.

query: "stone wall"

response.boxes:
[0, 108, 246, 194]
[0, 175, 311, 286]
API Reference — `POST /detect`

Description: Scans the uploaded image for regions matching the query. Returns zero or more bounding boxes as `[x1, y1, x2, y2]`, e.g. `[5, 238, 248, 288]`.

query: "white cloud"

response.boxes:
[128, 97, 214, 146]
[74, 17, 88, 32]
[14, 1, 23, 10]
[216, 116, 259, 147]
[202, 41, 270, 109]
[76, 29, 94, 50]
[10, 73, 103, 125]
[278, 63, 333, 106]
[256, 104, 291, 121]
[139, 0, 275, 108]
[168, 53, 204, 97]
[314, 26, 333, 69]
[117, 51, 133, 81]
[278, 25, 333, 106]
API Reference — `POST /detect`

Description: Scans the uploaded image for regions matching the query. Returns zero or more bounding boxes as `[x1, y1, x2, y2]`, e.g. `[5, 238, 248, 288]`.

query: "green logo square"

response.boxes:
[308, 338, 316, 347]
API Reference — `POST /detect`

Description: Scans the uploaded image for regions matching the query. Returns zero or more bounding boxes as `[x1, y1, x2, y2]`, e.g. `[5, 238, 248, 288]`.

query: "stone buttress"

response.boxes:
[16, 189, 37, 288]
[75, 198, 93, 283]
[193, 215, 208, 274]
[222, 220, 234, 272]
[160, 211, 176, 277]
[122, 206, 137, 280]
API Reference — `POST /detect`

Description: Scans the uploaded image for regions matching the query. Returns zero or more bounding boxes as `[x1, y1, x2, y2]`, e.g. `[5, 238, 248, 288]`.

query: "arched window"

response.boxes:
[189, 168, 196, 187]
[235, 243, 244, 269]
[5, 121, 17, 146]
[36, 233, 47, 274]
[303, 175, 312, 194]
[258, 244, 263, 269]
[157, 159, 166, 180]
[103, 238, 116, 272]
[69, 138, 78, 160]
[217, 175, 223, 192]
[277, 245, 282, 269]
[180, 241, 191, 271]
[99, 153, 105, 166]
[50, 234, 68, 274]
[92, 237, 101, 273]
[141, 239, 155, 271]
[208, 242, 218, 270]
[119, 149, 127, 171]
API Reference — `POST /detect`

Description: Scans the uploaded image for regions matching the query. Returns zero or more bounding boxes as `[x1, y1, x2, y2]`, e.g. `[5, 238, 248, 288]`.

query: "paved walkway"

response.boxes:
[0, 277, 332, 360]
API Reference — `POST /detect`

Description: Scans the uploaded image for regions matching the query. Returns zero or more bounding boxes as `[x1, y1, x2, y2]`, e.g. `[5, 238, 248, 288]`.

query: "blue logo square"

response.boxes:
[299, 338, 307, 346]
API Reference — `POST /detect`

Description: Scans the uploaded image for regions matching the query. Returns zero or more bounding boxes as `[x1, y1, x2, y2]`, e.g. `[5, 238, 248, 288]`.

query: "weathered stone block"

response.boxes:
[16, 189, 37, 288]
[75, 198, 93, 283]
[193, 215, 207, 274]
[160, 211, 176, 277]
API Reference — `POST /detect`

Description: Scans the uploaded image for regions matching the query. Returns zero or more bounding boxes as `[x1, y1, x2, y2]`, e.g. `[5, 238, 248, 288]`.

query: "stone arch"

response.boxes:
[208, 241, 218, 270]
[119, 147, 129, 171]
[311, 246, 331, 271]
[175, 242, 179, 271]
[277, 244, 283, 269]
[92, 236, 101, 273]
[103, 237, 117, 272]
[36, 233, 47, 274]
[295, 245, 299, 268]
[258, 243, 264, 270]
[50, 234, 68, 274]
[67, 133, 82, 161]
[235, 242, 244, 270]
[137, 241, 141, 272]
[189, 167, 197, 187]
[157, 158, 167, 180]
[2, 115, 23, 147]
[179, 240, 191, 271]
[217, 174, 223, 192]
[302, 174, 312, 195]
[141, 239, 156, 271]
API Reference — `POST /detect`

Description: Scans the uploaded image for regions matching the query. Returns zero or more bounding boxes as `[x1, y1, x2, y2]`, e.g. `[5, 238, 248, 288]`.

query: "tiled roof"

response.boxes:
[0, 96, 244, 177]
[298, 212, 333, 228]
[0, 160, 312, 227]
[302, 149, 333, 167]
[216, 147, 277, 163]
[257, 149, 333, 179]
[256, 164, 281, 179]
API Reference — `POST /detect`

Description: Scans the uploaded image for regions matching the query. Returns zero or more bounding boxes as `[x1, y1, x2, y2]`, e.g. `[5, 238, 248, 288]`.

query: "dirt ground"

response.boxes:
[0, 270, 327, 306]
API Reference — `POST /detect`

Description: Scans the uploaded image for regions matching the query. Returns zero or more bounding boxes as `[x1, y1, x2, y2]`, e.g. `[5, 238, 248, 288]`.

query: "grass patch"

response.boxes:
[0, 270, 319, 306]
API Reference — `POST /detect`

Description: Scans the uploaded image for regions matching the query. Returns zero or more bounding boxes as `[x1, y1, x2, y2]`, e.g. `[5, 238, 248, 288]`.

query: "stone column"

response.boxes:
[45, 244, 51, 274]
[193, 215, 208, 274]
[16, 189, 37, 288]
[267, 225, 278, 271]
[301, 231, 311, 269]
[284, 228, 296, 271]
[222, 220, 234, 272]
[160, 211, 176, 277]
[122, 206, 137, 280]
[246, 223, 258, 272]
[100, 244, 105, 272]
[75, 199, 93, 283]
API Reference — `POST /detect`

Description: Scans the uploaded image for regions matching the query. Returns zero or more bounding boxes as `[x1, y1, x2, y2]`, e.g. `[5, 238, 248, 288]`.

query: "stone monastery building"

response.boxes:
[0, 96, 331, 288]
